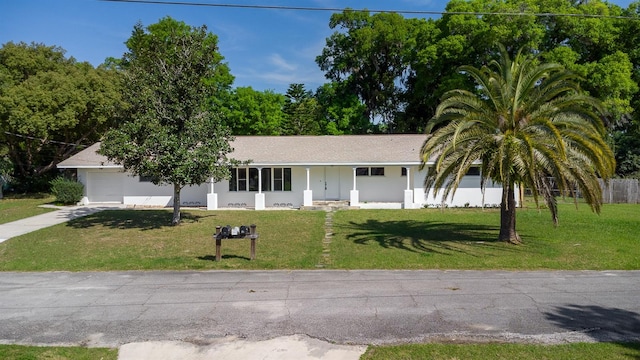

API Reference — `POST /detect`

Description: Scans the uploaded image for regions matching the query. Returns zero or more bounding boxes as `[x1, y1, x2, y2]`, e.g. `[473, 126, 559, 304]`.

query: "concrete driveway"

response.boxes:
[0, 270, 639, 358]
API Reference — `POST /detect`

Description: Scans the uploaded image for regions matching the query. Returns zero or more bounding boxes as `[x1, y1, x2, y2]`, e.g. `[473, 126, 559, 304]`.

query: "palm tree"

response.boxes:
[420, 44, 615, 244]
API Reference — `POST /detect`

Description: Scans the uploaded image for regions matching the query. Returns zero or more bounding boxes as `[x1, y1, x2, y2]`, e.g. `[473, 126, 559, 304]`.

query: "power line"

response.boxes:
[4, 132, 81, 147]
[99, 0, 640, 20]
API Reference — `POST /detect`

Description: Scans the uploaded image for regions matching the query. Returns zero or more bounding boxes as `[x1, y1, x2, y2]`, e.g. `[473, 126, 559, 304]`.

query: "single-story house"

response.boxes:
[56, 135, 507, 209]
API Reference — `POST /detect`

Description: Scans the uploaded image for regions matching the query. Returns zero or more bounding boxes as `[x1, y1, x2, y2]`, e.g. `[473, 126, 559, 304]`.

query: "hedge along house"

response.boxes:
[56, 135, 507, 209]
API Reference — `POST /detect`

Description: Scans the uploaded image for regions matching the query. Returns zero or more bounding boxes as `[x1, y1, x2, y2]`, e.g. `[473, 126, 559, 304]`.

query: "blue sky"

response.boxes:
[1, 0, 636, 94]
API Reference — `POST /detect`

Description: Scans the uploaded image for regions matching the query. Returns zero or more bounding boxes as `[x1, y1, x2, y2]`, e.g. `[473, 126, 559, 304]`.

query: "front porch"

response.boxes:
[209, 165, 420, 210]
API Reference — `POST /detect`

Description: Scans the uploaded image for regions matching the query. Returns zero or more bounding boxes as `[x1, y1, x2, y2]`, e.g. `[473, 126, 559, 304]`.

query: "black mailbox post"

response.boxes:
[214, 224, 258, 261]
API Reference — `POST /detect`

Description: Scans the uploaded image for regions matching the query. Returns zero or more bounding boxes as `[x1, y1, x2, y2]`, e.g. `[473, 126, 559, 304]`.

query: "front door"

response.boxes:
[324, 166, 341, 200]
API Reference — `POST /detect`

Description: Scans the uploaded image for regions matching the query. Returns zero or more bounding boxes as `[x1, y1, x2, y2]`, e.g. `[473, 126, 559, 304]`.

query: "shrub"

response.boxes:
[50, 177, 84, 205]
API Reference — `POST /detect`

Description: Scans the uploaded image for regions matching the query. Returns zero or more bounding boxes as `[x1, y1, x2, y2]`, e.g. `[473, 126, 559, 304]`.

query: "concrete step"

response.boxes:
[301, 201, 357, 211]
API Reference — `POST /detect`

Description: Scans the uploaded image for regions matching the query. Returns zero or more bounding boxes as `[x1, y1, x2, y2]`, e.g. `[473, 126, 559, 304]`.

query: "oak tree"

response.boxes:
[99, 17, 236, 225]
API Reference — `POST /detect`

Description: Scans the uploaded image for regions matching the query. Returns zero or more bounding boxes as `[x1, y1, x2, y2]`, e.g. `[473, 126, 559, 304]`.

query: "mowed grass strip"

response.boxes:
[0, 344, 117, 360]
[330, 203, 640, 270]
[0, 194, 56, 225]
[0, 209, 325, 271]
[361, 342, 640, 360]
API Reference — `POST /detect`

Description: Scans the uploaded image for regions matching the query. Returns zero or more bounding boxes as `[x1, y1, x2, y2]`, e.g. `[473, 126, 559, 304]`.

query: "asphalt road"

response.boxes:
[1, 270, 639, 348]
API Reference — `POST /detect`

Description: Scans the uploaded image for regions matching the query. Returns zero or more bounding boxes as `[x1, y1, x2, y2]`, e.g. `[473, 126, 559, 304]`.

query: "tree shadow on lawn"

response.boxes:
[66, 210, 218, 231]
[545, 304, 640, 356]
[340, 219, 527, 256]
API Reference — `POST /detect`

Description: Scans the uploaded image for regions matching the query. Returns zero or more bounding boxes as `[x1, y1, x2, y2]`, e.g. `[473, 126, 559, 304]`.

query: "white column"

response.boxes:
[350, 167, 359, 206]
[403, 167, 414, 209]
[207, 177, 218, 210]
[352, 167, 357, 190]
[255, 168, 265, 210]
[406, 167, 411, 190]
[303, 167, 313, 206]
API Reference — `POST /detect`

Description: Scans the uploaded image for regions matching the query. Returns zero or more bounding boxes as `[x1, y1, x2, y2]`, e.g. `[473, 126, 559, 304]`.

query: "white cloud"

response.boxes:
[269, 53, 297, 72]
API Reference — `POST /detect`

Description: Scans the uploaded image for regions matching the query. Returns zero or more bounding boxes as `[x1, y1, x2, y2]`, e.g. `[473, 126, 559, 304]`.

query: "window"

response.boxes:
[401, 167, 407, 177]
[356, 167, 369, 176]
[248, 168, 259, 191]
[261, 168, 271, 191]
[139, 175, 158, 183]
[357, 167, 385, 176]
[229, 167, 291, 192]
[238, 168, 247, 191]
[370, 167, 385, 176]
[274, 168, 283, 191]
[229, 169, 237, 191]
[466, 167, 480, 176]
[283, 168, 292, 191]
[273, 167, 292, 191]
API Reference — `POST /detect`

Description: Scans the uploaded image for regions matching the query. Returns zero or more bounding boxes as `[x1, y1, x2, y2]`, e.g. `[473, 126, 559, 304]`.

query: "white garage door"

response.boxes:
[88, 172, 123, 203]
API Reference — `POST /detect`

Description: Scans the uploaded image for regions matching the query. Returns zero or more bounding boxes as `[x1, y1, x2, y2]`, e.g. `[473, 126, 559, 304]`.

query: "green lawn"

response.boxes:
[0, 344, 117, 360]
[0, 202, 639, 271]
[0, 194, 56, 225]
[362, 342, 640, 360]
[330, 203, 640, 270]
[0, 209, 326, 271]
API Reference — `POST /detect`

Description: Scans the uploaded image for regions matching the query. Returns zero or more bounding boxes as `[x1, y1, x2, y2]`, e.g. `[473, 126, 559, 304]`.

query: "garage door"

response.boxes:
[88, 172, 123, 203]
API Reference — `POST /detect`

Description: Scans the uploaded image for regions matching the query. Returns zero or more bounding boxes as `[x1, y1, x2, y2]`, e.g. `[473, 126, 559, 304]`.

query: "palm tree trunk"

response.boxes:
[171, 183, 181, 226]
[499, 182, 521, 244]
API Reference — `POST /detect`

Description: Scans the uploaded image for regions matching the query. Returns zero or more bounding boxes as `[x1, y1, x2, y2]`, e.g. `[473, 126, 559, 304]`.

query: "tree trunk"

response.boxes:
[171, 183, 181, 226]
[499, 182, 521, 244]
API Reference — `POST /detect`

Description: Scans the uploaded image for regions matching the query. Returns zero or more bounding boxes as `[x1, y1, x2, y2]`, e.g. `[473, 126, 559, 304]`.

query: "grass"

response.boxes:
[361, 342, 640, 360]
[0, 194, 56, 225]
[0, 201, 639, 271]
[0, 209, 325, 271]
[2, 342, 637, 360]
[0, 344, 117, 360]
[330, 202, 640, 270]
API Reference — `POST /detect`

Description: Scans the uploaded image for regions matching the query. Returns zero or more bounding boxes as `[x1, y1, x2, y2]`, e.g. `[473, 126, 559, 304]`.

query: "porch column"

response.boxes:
[403, 167, 414, 209]
[303, 167, 313, 206]
[350, 167, 359, 206]
[207, 177, 218, 210]
[255, 167, 265, 210]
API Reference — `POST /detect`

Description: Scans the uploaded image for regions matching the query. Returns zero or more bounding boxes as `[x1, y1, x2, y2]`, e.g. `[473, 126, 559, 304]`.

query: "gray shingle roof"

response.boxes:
[57, 134, 427, 168]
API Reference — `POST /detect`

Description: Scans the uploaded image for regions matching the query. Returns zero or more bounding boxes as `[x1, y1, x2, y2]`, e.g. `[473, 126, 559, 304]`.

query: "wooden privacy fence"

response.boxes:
[600, 179, 640, 204]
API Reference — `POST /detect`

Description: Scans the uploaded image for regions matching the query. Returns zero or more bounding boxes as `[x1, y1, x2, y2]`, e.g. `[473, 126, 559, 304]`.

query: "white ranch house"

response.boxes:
[57, 135, 507, 209]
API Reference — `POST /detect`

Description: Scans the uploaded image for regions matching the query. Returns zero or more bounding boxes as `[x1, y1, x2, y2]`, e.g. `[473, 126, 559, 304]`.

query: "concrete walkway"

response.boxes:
[0, 204, 124, 243]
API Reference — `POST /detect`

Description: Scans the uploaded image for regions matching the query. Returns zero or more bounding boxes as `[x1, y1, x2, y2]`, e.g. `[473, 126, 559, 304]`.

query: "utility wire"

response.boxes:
[4, 132, 81, 147]
[99, 0, 640, 20]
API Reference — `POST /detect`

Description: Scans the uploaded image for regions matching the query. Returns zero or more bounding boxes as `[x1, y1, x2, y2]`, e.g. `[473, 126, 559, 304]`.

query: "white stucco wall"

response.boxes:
[78, 169, 208, 207]
[412, 168, 509, 208]
[356, 166, 407, 203]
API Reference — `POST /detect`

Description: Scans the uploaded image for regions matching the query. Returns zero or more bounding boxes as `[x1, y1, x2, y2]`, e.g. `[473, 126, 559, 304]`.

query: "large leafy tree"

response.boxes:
[0, 42, 122, 190]
[315, 81, 370, 134]
[316, 10, 413, 129]
[420, 45, 615, 244]
[220, 86, 285, 135]
[99, 17, 236, 225]
[316, 0, 639, 147]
